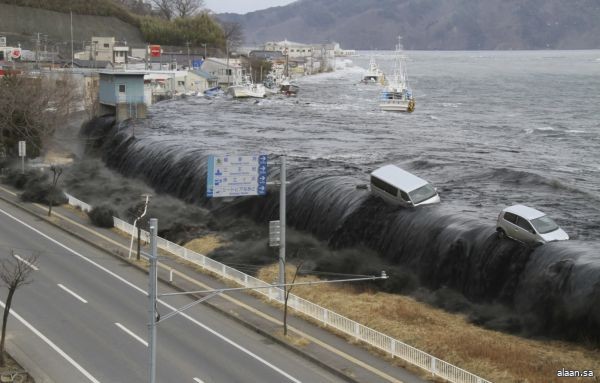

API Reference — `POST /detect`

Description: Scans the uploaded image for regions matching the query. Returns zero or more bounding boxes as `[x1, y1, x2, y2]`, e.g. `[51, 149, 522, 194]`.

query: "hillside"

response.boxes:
[0, 3, 145, 49]
[218, 0, 600, 50]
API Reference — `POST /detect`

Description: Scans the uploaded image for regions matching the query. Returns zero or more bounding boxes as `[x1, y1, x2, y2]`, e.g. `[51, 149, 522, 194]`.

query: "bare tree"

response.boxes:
[47, 165, 63, 217]
[0, 252, 37, 367]
[283, 258, 304, 336]
[151, 0, 174, 20]
[0, 73, 78, 158]
[174, 0, 204, 18]
[220, 21, 244, 51]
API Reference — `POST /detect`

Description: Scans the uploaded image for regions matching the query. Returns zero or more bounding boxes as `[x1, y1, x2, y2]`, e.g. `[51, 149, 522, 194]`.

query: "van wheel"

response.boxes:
[497, 229, 506, 239]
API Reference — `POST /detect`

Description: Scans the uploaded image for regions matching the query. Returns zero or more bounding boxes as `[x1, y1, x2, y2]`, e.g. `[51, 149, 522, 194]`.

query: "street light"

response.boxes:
[145, 215, 388, 383]
[128, 194, 151, 260]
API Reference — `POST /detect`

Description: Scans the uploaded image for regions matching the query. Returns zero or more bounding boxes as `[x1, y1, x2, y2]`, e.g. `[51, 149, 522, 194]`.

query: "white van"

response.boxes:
[370, 165, 440, 207]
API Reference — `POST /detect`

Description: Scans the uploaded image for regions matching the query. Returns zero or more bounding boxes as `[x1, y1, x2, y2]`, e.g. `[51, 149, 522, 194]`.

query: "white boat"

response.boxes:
[227, 73, 266, 98]
[379, 37, 415, 113]
[279, 78, 299, 96]
[361, 57, 385, 84]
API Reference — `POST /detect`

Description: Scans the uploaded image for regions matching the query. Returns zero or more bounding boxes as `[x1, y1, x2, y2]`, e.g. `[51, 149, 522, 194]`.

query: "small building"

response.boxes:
[98, 72, 147, 121]
[201, 58, 243, 86]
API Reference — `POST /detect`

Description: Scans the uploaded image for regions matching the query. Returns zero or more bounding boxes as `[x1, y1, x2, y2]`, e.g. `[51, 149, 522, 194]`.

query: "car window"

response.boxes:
[408, 184, 437, 204]
[516, 217, 535, 233]
[371, 176, 398, 196]
[399, 190, 410, 202]
[531, 216, 559, 234]
[503, 212, 517, 224]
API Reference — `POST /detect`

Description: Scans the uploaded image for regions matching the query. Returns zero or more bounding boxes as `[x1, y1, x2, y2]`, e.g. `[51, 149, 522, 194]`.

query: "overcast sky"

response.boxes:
[204, 0, 296, 14]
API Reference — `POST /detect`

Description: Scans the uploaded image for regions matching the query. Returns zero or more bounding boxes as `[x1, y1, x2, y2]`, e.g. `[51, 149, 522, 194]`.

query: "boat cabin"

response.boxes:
[370, 165, 440, 207]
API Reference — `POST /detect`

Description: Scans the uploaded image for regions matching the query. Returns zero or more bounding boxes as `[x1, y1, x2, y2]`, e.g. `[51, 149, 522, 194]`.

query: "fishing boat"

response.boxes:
[361, 57, 385, 84]
[227, 73, 266, 98]
[279, 78, 299, 96]
[379, 37, 415, 112]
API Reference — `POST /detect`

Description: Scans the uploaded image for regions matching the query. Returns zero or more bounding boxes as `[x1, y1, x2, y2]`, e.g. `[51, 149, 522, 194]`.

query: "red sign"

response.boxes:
[10, 48, 21, 59]
[149, 45, 161, 57]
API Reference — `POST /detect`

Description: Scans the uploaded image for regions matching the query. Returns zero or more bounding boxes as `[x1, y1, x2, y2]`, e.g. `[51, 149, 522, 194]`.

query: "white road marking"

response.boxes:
[115, 323, 148, 347]
[13, 254, 39, 271]
[0, 207, 302, 383]
[193, 378, 205, 383]
[58, 284, 88, 304]
[0, 300, 101, 383]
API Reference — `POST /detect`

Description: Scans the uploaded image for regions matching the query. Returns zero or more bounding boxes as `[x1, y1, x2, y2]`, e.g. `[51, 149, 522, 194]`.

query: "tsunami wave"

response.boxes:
[81, 116, 600, 343]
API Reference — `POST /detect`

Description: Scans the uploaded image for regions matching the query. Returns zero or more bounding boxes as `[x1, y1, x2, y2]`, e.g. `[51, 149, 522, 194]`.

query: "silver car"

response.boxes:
[496, 204, 569, 246]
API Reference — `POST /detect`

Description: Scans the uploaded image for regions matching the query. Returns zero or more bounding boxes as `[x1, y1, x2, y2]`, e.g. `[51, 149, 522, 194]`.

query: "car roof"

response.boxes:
[371, 165, 429, 191]
[503, 204, 546, 220]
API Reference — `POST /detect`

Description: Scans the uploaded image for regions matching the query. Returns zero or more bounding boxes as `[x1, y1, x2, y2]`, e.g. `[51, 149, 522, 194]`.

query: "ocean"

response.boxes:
[143, 50, 600, 240]
[80, 50, 600, 341]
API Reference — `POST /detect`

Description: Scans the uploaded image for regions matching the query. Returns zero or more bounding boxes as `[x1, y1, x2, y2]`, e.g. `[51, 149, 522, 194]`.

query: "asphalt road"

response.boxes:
[0, 200, 347, 383]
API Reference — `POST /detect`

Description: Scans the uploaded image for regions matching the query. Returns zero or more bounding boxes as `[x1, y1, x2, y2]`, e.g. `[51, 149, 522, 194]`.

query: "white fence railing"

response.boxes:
[66, 194, 490, 383]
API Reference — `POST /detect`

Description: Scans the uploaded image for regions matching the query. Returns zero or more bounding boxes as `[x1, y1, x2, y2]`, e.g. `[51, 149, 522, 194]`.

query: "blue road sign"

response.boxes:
[207, 154, 268, 198]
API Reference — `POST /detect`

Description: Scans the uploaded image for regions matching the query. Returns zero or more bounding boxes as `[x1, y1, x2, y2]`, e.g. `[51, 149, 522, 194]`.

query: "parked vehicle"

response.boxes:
[496, 204, 569, 246]
[370, 165, 440, 207]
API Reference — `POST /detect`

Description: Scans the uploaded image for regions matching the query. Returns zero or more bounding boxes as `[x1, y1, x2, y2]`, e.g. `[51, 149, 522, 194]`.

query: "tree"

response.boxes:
[151, 0, 174, 20]
[0, 73, 78, 159]
[220, 21, 244, 51]
[151, 0, 204, 19]
[174, 0, 204, 18]
[0, 252, 37, 367]
[283, 257, 304, 336]
[47, 165, 63, 217]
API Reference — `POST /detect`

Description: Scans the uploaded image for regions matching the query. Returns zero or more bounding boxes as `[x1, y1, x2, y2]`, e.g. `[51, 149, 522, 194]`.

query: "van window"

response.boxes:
[409, 184, 437, 205]
[516, 217, 535, 233]
[371, 176, 398, 196]
[503, 212, 518, 224]
[399, 190, 410, 202]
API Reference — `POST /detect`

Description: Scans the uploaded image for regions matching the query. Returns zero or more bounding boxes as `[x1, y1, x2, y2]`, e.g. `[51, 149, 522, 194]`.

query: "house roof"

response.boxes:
[191, 69, 218, 80]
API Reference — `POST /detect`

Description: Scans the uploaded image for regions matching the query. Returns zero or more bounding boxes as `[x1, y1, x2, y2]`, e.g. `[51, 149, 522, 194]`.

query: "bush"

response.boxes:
[3, 168, 48, 189]
[88, 205, 116, 228]
[20, 181, 67, 205]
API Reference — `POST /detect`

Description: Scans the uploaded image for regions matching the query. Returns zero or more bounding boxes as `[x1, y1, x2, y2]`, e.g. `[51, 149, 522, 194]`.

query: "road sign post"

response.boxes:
[148, 218, 158, 383]
[269, 220, 281, 247]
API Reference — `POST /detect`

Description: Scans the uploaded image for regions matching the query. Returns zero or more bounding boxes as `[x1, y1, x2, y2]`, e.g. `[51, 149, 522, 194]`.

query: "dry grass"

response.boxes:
[258, 265, 600, 383]
[184, 235, 226, 255]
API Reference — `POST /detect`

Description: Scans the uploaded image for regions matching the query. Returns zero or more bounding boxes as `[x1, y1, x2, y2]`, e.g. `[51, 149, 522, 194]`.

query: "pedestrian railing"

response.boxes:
[65, 193, 490, 383]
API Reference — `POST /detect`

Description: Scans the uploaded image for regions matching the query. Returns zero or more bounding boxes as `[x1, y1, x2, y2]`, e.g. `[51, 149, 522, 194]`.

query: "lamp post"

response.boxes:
[128, 194, 151, 260]
[145, 211, 388, 383]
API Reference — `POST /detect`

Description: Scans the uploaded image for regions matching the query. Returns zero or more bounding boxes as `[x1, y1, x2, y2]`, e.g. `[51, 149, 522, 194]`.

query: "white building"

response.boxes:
[200, 58, 243, 86]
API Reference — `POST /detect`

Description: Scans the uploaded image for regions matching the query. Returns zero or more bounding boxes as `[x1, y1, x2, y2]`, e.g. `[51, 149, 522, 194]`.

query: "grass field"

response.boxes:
[258, 265, 600, 383]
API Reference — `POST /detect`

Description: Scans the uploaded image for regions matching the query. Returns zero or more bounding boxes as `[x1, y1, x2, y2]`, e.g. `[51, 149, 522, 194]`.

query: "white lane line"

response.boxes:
[115, 323, 148, 347]
[0, 207, 302, 383]
[193, 378, 205, 383]
[13, 254, 39, 271]
[0, 300, 101, 383]
[58, 284, 88, 304]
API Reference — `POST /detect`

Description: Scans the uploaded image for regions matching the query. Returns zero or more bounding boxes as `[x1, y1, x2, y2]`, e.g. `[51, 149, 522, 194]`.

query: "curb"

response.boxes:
[0, 192, 361, 383]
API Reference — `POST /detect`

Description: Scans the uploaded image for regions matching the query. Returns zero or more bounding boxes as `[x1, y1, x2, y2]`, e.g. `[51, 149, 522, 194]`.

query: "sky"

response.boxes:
[204, 0, 296, 14]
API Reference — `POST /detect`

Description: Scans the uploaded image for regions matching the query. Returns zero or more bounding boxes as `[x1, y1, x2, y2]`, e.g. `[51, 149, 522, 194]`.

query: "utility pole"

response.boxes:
[226, 39, 230, 86]
[148, 218, 158, 383]
[70, 10, 74, 70]
[185, 41, 191, 69]
[201, 43, 207, 59]
[35, 32, 40, 69]
[278, 156, 286, 300]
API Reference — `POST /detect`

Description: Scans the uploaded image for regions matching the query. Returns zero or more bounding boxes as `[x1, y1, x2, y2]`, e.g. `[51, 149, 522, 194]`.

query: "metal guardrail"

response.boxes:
[65, 193, 490, 383]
